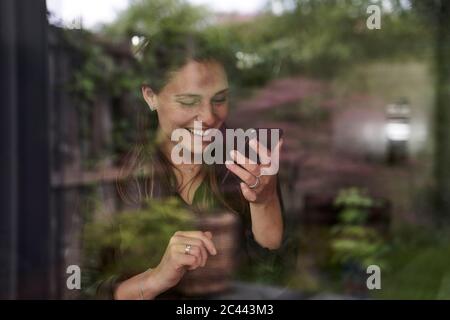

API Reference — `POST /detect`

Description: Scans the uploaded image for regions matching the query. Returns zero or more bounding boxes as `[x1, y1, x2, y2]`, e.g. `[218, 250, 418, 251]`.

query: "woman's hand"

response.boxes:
[225, 138, 284, 250]
[225, 138, 283, 204]
[147, 230, 217, 295]
[115, 231, 217, 300]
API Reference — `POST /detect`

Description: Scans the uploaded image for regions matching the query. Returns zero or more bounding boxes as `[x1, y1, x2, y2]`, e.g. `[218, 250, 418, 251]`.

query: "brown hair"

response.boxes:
[115, 124, 247, 217]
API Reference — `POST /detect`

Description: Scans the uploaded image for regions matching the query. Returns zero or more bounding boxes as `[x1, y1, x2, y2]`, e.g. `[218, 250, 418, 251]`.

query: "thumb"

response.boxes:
[240, 182, 257, 202]
[204, 231, 213, 239]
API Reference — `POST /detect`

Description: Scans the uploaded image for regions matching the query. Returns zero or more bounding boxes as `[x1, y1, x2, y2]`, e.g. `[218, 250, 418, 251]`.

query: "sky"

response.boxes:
[46, 0, 268, 29]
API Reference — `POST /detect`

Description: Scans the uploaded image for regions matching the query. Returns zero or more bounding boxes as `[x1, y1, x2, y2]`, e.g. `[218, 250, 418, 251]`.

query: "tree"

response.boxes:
[411, 0, 450, 224]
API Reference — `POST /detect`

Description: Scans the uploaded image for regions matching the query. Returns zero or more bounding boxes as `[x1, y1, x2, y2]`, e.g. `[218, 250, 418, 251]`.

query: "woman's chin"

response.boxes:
[180, 142, 213, 161]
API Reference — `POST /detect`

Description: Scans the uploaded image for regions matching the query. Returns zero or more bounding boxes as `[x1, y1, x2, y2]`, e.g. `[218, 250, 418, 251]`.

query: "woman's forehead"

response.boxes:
[164, 60, 228, 95]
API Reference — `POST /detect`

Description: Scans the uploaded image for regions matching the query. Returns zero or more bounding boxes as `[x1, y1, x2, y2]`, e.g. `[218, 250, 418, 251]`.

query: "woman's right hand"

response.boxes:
[146, 231, 217, 295]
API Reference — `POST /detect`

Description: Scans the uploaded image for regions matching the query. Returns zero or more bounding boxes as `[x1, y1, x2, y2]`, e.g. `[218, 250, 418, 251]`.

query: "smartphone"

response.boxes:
[243, 127, 283, 164]
[221, 127, 283, 183]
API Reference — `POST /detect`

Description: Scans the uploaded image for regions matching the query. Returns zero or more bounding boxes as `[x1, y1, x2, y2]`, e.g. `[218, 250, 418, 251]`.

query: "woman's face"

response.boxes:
[143, 60, 229, 156]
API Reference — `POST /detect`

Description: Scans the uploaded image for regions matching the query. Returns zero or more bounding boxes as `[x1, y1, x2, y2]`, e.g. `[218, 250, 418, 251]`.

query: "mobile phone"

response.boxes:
[223, 127, 283, 164]
[221, 127, 283, 184]
[245, 127, 283, 153]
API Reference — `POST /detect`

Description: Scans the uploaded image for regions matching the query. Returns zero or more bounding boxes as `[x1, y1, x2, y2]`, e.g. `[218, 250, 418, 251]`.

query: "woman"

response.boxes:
[87, 34, 285, 300]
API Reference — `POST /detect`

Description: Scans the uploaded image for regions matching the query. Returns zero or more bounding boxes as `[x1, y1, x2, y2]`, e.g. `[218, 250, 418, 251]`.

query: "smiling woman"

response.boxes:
[83, 32, 286, 300]
[142, 59, 230, 162]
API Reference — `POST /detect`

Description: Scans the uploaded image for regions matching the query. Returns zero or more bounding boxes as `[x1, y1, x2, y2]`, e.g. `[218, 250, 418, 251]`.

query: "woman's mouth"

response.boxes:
[187, 128, 214, 138]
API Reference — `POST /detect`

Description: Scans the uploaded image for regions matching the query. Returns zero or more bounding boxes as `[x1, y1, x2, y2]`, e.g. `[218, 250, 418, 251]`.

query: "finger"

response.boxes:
[175, 231, 217, 255]
[171, 235, 206, 265]
[230, 149, 257, 165]
[204, 231, 213, 240]
[240, 182, 257, 202]
[173, 237, 207, 267]
[225, 160, 259, 186]
[253, 138, 284, 175]
[229, 150, 260, 176]
[274, 138, 283, 154]
[173, 252, 198, 271]
[173, 244, 203, 269]
[187, 243, 206, 268]
[249, 138, 271, 165]
[260, 138, 283, 176]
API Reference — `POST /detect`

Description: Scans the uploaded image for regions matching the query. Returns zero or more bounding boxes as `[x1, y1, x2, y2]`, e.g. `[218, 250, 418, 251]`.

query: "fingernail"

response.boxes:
[229, 150, 236, 159]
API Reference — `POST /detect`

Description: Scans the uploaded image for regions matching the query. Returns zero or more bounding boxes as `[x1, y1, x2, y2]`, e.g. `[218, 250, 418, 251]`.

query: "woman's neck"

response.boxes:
[157, 133, 203, 204]
[158, 130, 202, 175]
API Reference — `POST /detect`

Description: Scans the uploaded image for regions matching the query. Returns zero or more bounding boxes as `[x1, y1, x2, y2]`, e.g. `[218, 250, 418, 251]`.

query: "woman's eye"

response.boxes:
[212, 97, 227, 105]
[177, 100, 199, 107]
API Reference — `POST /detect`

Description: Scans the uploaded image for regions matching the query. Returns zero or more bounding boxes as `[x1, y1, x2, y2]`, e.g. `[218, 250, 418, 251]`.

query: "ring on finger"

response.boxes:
[247, 175, 260, 189]
[253, 166, 263, 178]
[184, 244, 192, 255]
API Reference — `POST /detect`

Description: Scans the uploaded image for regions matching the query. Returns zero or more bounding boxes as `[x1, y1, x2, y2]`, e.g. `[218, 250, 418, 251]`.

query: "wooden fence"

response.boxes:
[48, 26, 141, 299]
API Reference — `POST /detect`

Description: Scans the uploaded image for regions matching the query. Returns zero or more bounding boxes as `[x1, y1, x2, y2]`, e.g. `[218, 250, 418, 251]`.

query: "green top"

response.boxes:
[191, 178, 220, 211]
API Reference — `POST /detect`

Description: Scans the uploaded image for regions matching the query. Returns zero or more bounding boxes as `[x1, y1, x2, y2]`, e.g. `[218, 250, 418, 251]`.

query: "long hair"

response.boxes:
[115, 119, 248, 218]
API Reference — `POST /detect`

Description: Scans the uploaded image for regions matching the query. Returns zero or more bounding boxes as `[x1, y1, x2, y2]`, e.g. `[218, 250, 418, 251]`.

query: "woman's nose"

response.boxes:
[197, 103, 217, 127]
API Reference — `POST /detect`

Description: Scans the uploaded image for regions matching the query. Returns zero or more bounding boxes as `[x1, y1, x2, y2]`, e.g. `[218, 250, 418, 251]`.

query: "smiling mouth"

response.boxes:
[187, 128, 215, 137]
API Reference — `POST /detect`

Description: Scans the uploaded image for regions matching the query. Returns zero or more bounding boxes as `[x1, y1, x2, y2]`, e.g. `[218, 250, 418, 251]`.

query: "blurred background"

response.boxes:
[1, 0, 450, 299]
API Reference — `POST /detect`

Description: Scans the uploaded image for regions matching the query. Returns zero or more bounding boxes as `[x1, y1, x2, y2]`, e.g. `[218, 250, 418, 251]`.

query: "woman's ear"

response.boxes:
[141, 85, 159, 111]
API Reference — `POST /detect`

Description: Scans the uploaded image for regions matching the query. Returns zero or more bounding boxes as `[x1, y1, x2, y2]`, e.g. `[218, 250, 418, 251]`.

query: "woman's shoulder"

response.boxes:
[115, 146, 175, 208]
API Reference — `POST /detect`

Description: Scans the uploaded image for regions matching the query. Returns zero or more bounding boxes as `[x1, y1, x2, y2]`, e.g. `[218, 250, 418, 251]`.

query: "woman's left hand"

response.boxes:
[225, 138, 283, 204]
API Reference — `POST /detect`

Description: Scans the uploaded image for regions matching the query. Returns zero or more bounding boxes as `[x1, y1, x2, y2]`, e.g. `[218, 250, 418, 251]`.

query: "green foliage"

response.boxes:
[104, 0, 208, 39]
[375, 227, 450, 299]
[65, 0, 433, 112]
[334, 187, 373, 224]
[82, 197, 194, 287]
[64, 30, 141, 102]
[273, 0, 429, 76]
[330, 188, 389, 270]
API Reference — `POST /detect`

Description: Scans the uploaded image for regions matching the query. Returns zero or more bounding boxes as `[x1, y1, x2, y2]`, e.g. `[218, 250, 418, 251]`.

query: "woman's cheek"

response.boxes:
[166, 105, 193, 128]
[218, 104, 229, 121]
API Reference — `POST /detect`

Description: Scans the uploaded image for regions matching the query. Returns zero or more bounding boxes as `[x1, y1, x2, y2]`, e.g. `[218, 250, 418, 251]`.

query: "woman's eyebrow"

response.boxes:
[174, 88, 229, 98]
[174, 93, 201, 98]
[213, 88, 229, 96]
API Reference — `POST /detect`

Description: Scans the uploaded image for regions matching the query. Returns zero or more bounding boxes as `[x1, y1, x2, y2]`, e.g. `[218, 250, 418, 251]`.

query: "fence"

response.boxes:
[48, 26, 143, 299]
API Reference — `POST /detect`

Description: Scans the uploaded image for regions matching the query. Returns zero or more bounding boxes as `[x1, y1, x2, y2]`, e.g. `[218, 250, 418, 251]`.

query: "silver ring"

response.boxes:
[184, 244, 192, 255]
[248, 175, 260, 189]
